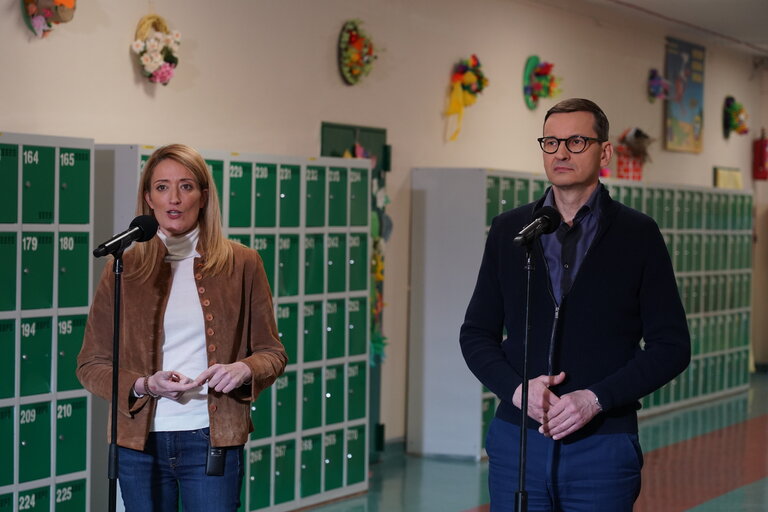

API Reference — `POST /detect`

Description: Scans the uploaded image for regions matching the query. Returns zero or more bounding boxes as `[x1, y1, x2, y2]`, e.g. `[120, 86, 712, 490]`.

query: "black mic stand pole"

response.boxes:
[515, 243, 535, 512]
[107, 243, 127, 512]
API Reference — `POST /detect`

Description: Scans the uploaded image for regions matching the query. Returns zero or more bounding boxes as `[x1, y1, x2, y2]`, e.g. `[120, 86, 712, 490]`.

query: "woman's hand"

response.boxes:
[194, 362, 252, 394]
[135, 371, 198, 401]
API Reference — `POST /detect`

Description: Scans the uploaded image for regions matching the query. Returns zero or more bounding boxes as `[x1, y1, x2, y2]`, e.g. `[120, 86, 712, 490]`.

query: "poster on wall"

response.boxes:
[664, 37, 705, 153]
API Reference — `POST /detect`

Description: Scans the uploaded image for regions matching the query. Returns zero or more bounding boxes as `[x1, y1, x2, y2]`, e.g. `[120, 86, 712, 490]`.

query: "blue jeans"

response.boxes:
[118, 428, 244, 512]
[486, 418, 642, 512]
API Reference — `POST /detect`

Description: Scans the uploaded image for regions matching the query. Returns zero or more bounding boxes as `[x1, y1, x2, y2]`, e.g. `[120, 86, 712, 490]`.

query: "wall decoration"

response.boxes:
[723, 96, 749, 138]
[615, 127, 654, 181]
[131, 14, 180, 86]
[647, 68, 670, 102]
[522, 55, 560, 110]
[444, 54, 489, 141]
[21, 0, 76, 38]
[664, 37, 705, 153]
[713, 166, 743, 189]
[338, 19, 377, 85]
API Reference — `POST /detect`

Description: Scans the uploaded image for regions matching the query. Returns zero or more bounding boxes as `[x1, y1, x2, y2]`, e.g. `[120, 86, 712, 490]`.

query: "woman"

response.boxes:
[77, 144, 287, 511]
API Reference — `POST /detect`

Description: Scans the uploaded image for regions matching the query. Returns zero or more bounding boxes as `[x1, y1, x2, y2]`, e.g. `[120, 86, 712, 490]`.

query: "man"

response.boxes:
[460, 98, 690, 511]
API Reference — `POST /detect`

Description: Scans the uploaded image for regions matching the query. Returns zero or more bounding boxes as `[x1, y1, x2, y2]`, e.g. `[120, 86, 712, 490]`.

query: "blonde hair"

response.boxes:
[127, 143, 233, 281]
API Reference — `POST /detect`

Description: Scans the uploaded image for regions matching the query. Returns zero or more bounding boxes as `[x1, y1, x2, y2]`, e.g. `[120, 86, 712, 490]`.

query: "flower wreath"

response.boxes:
[723, 96, 748, 138]
[131, 14, 180, 86]
[21, 0, 76, 39]
[522, 55, 561, 110]
[338, 20, 377, 85]
[444, 54, 489, 141]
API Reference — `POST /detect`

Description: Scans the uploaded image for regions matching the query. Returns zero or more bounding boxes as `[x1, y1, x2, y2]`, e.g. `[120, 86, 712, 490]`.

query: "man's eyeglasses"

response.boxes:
[537, 135, 604, 154]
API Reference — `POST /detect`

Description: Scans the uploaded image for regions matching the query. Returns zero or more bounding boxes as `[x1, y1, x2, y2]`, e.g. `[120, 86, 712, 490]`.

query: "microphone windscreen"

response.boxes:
[129, 215, 159, 242]
[533, 206, 561, 234]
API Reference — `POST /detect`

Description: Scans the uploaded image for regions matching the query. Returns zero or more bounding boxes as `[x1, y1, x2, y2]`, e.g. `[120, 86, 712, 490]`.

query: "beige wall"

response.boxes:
[2, 0, 765, 440]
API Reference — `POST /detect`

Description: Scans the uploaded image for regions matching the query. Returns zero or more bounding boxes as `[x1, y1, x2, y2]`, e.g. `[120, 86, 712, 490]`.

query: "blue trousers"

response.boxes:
[486, 418, 642, 512]
[118, 428, 244, 512]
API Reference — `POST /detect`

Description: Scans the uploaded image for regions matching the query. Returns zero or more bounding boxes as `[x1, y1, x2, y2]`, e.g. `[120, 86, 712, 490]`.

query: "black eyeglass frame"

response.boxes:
[537, 135, 605, 154]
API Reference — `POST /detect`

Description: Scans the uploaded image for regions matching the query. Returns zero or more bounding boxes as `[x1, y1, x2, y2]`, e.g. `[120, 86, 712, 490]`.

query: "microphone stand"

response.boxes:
[515, 243, 535, 512]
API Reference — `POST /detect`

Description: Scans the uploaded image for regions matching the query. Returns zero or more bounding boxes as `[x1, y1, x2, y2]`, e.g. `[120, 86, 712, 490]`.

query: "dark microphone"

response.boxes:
[513, 206, 561, 246]
[93, 215, 159, 257]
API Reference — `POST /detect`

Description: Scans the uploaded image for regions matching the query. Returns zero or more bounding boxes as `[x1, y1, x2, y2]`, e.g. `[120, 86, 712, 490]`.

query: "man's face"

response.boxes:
[542, 111, 612, 191]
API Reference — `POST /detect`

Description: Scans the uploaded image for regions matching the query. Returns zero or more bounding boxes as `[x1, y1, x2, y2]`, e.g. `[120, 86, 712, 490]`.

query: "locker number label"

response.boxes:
[277, 306, 291, 319]
[302, 439, 314, 451]
[19, 494, 36, 510]
[328, 170, 341, 182]
[303, 371, 315, 385]
[58, 320, 73, 335]
[229, 165, 244, 178]
[278, 237, 291, 250]
[348, 300, 360, 313]
[253, 238, 269, 251]
[22, 236, 38, 251]
[21, 322, 36, 338]
[254, 166, 269, 179]
[59, 236, 75, 251]
[57, 403, 73, 419]
[303, 303, 315, 316]
[60, 152, 76, 167]
[20, 408, 37, 424]
[306, 168, 320, 181]
[275, 375, 289, 389]
[279, 167, 292, 180]
[249, 449, 264, 463]
[56, 487, 73, 503]
[22, 150, 39, 165]
[275, 444, 287, 458]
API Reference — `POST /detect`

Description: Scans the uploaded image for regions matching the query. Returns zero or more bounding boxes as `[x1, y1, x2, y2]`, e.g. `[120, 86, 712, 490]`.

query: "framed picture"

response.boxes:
[664, 38, 706, 153]
[713, 166, 742, 190]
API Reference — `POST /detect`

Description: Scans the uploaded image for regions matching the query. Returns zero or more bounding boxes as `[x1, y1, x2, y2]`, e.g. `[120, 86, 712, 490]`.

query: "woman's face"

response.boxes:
[144, 159, 208, 237]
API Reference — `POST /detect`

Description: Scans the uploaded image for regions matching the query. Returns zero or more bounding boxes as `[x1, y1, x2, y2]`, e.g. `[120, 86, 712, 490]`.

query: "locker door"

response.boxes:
[304, 234, 325, 296]
[58, 147, 90, 225]
[228, 161, 253, 227]
[349, 168, 368, 227]
[0, 233, 16, 311]
[22, 145, 55, 224]
[276, 303, 298, 364]
[204, 159, 224, 213]
[305, 165, 326, 227]
[279, 164, 300, 227]
[346, 425, 366, 485]
[499, 178, 514, 212]
[0, 321, 13, 399]
[323, 429, 344, 491]
[253, 234, 276, 293]
[56, 397, 87, 475]
[17, 487, 49, 512]
[274, 440, 296, 504]
[56, 315, 87, 391]
[324, 365, 344, 425]
[348, 297, 367, 356]
[347, 361, 366, 421]
[21, 232, 54, 310]
[325, 299, 345, 359]
[482, 397, 496, 449]
[0, 144, 19, 223]
[275, 371, 297, 435]
[248, 445, 271, 510]
[277, 235, 299, 297]
[348, 233, 367, 292]
[227, 234, 250, 247]
[0, 407, 12, 486]
[303, 301, 323, 363]
[19, 401, 51, 482]
[254, 163, 277, 227]
[20, 317, 52, 396]
[250, 386, 272, 440]
[326, 234, 346, 293]
[515, 178, 530, 207]
[302, 367, 322, 430]
[57, 232, 89, 308]
[532, 180, 548, 202]
[485, 176, 500, 227]
[300, 434, 322, 498]
[55, 479, 87, 512]
[328, 167, 348, 227]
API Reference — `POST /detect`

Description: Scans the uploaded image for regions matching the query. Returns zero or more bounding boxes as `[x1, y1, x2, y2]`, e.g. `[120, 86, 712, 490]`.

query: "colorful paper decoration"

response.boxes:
[21, 0, 76, 38]
[723, 96, 749, 138]
[615, 127, 654, 181]
[131, 14, 180, 86]
[647, 68, 670, 102]
[338, 20, 377, 85]
[444, 54, 489, 141]
[523, 56, 560, 110]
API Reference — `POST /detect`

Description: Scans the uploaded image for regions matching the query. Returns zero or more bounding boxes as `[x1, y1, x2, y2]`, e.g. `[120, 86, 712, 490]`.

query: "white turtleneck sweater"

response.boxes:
[152, 226, 210, 432]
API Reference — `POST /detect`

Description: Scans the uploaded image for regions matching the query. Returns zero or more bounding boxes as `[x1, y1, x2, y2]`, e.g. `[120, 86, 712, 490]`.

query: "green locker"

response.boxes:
[690, 234, 702, 272]
[277, 234, 299, 297]
[346, 425, 366, 485]
[276, 303, 298, 364]
[347, 361, 366, 421]
[250, 387, 272, 440]
[303, 301, 323, 362]
[19, 401, 51, 482]
[481, 397, 496, 449]
[205, 159, 224, 212]
[58, 148, 90, 225]
[328, 167, 348, 227]
[349, 168, 368, 227]
[253, 234, 276, 293]
[21, 232, 54, 310]
[248, 445, 271, 510]
[663, 233, 673, 261]
[56, 397, 87, 475]
[499, 177, 514, 212]
[54, 479, 87, 512]
[662, 190, 674, 229]
[0, 233, 16, 311]
[630, 186, 645, 212]
[0, 407, 12, 486]
[325, 299, 345, 359]
[302, 367, 323, 430]
[20, 316, 52, 396]
[323, 429, 344, 491]
[0, 144, 18, 223]
[675, 190, 690, 229]
[300, 434, 322, 498]
[58, 232, 89, 308]
[348, 233, 367, 292]
[254, 163, 277, 227]
[274, 440, 296, 504]
[279, 164, 300, 227]
[57, 315, 86, 391]
[304, 234, 325, 295]
[22, 145, 55, 224]
[324, 364, 345, 425]
[486, 176, 500, 226]
[228, 161, 253, 227]
[691, 191, 703, 229]
[18, 486, 49, 512]
[516, 178, 530, 207]
[305, 165, 326, 227]
[228, 233, 250, 247]
[327, 234, 347, 293]
[532, 179, 548, 202]
[275, 371, 297, 435]
[348, 297, 367, 356]
[688, 317, 700, 356]
[0, 321, 13, 399]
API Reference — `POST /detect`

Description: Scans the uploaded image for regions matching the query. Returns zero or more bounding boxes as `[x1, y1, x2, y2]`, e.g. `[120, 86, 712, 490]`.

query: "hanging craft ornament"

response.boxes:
[444, 54, 489, 141]
[338, 19, 377, 85]
[723, 96, 749, 138]
[616, 127, 654, 181]
[21, 0, 76, 39]
[131, 14, 181, 86]
[647, 68, 670, 102]
[522, 55, 560, 110]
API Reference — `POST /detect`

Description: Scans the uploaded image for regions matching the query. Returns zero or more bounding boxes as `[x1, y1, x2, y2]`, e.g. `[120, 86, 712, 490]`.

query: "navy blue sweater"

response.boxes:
[460, 186, 690, 440]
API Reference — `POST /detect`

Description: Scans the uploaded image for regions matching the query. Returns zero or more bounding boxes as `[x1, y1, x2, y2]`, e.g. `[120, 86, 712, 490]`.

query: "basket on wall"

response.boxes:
[130, 14, 181, 86]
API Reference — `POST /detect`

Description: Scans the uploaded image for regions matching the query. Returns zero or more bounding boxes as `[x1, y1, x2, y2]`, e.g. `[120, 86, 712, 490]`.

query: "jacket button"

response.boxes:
[208, 344, 216, 352]
[198, 286, 205, 294]
[203, 299, 211, 307]
[207, 328, 215, 336]
[206, 313, 213, 321]
[195, 273, 203, 280]
[209, 404, 217, 413]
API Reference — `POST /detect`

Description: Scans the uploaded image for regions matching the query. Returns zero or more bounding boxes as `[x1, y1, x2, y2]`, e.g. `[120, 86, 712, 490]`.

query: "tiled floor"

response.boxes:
[306, 373, 768, 512]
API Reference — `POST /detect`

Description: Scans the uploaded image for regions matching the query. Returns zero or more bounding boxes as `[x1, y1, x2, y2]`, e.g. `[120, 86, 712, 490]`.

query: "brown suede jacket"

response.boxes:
[77, 239, 287, 450]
